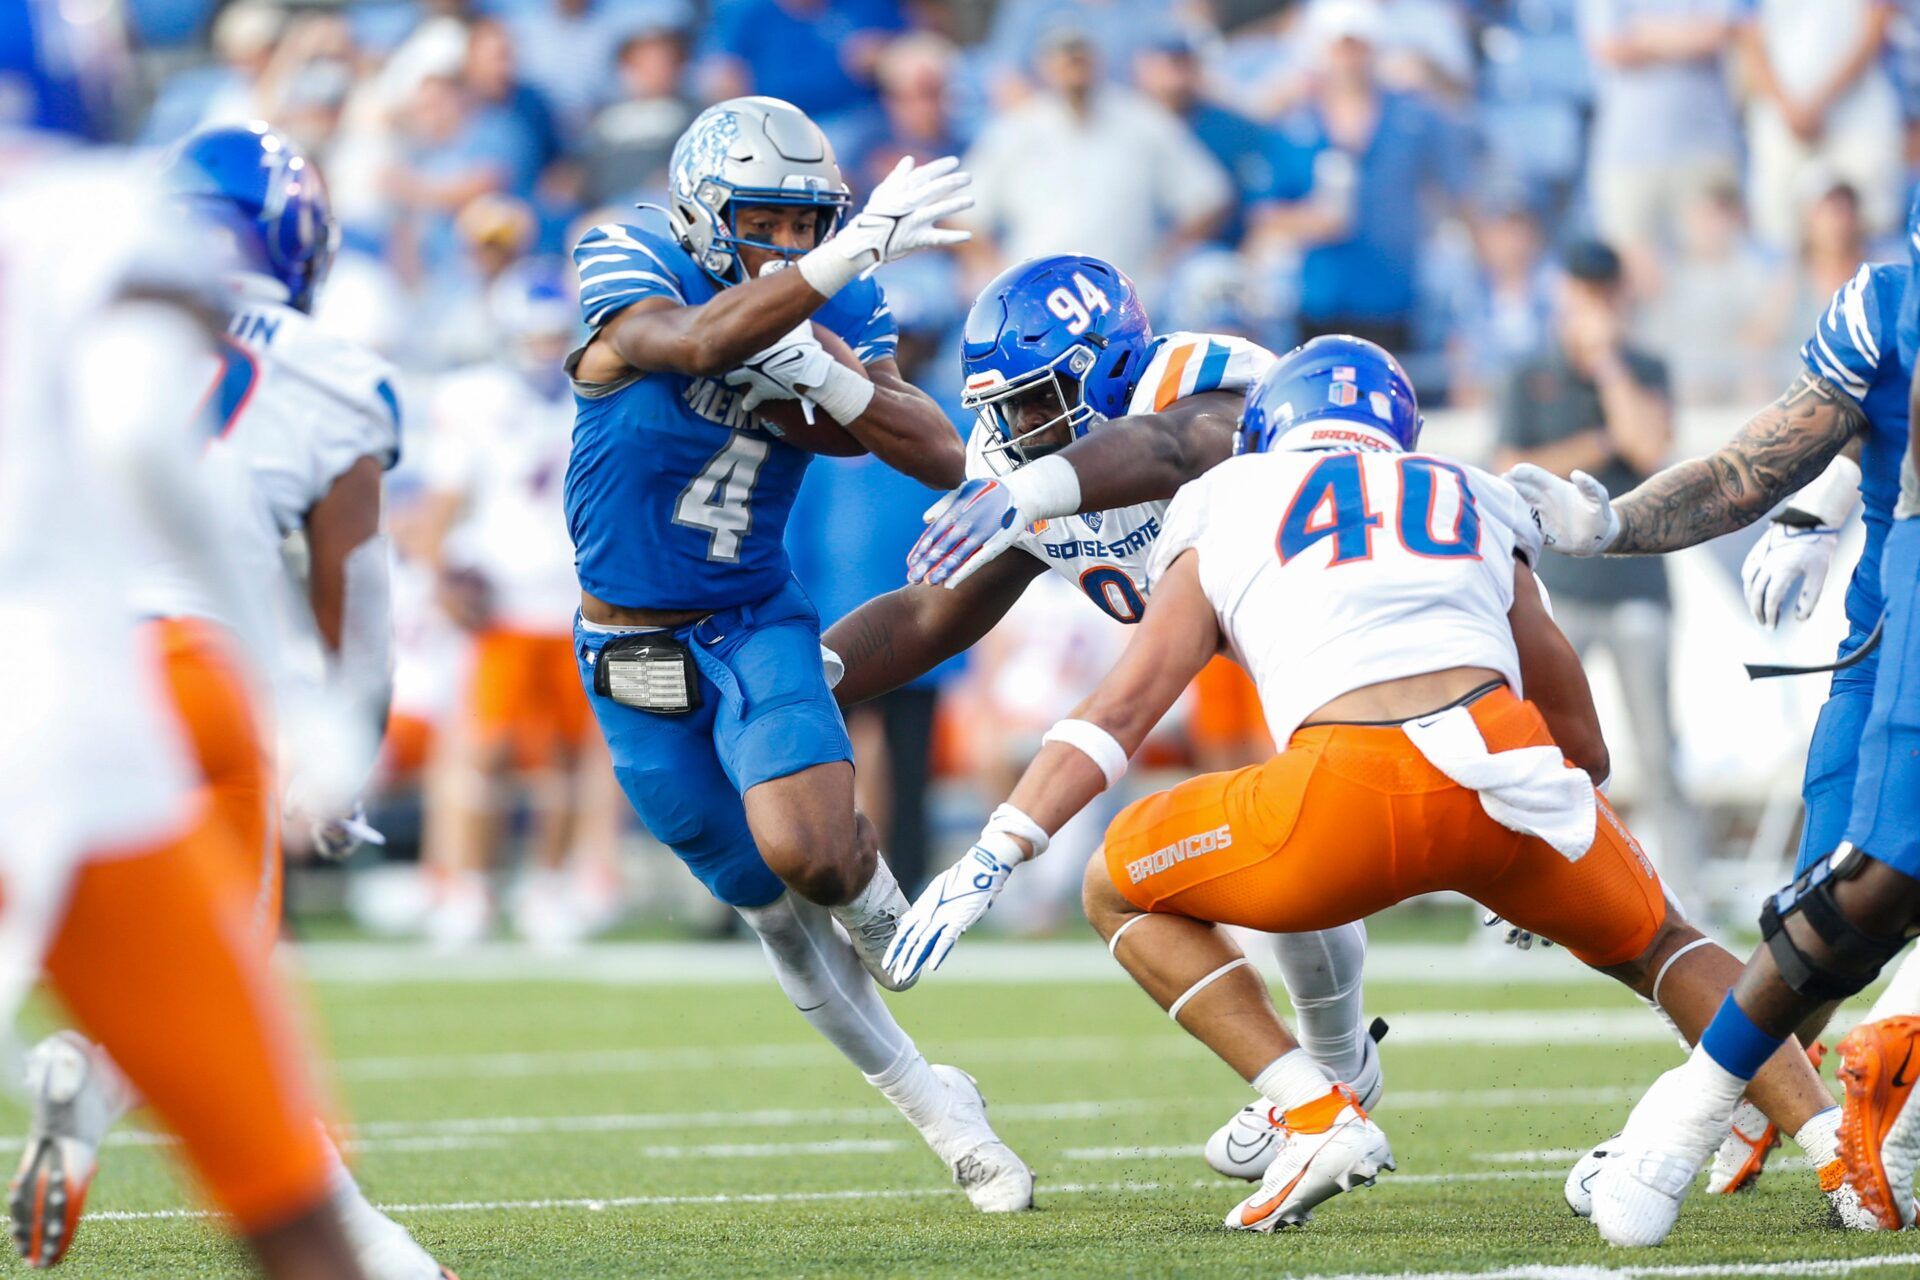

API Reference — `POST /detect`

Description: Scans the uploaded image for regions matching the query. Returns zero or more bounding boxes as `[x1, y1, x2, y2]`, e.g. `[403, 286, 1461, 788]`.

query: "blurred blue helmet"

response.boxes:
[163, 121, 338, 313]
[960, 254, 1153, 469]
[1238, 335, 1421, 455]
[0, 0, 129, 142]
[666, 96, 851, 285]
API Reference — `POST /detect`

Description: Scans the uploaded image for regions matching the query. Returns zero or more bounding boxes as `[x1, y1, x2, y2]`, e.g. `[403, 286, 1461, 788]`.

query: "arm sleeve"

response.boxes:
[1800, 264, 1888, 404]
[1126, 334, 1276, 416]
[1466, 466, 1546, 567]
[574, 223, 691, 329]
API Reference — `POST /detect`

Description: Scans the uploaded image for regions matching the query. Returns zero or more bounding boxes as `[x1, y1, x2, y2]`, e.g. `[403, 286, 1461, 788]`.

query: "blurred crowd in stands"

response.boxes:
[111, 0, 1920, 940]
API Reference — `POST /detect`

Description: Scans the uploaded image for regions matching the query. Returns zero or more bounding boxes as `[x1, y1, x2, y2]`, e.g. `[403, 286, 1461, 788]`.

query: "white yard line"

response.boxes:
[297, 939, 1602, 987]
[332, 1010, 1697, 1082]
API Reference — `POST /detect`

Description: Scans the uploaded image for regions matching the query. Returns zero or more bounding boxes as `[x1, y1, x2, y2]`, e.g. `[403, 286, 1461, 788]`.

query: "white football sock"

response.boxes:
[1678, 1041, 1751, 1121]
[1796, 1106, 1841, 1166]
[738, 891, 913, 1076]
[1867, 948, 1920, 1021]
[1252, 1049, 1337, 1114]
[864, 1048, 945, 1130]
[1270, 923, 1369, 1082]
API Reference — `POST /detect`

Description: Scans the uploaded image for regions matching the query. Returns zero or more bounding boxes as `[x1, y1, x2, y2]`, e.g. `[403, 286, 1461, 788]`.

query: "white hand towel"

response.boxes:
[1402, 704, 1596, 861]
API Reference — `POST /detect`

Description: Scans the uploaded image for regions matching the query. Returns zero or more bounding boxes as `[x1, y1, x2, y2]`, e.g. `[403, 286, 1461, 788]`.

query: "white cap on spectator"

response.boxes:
[1306, 0, 1386, 50]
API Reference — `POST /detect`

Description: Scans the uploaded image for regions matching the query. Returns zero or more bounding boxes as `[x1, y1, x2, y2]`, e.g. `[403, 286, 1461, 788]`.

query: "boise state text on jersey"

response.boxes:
[565, 219, 896, 611]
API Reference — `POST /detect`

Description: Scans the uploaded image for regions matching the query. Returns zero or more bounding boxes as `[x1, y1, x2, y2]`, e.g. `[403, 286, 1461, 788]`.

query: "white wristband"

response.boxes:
[797, 240, 864, 299]
[1001, 453, 1083, 521]
[1041, 717, 1129, 788]
[983, 803, 1048, 863]
[808, 361, 876, 426]
[1781, 454, 1861, 529]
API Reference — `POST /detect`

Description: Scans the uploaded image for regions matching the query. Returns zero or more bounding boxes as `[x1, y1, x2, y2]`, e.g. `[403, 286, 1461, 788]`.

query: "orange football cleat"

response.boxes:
[1837, 1016, 1920, 1230]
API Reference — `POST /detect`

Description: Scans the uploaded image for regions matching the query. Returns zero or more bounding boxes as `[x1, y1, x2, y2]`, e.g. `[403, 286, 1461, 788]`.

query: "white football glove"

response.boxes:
[1503, 464, 1620, 557]
[885, 812, 1042, 985]
[800, 156, 972, 294]
[1742, 519, 1841, 628]
[1482, 910, 1554, 951]
[726, 321, 827, 415]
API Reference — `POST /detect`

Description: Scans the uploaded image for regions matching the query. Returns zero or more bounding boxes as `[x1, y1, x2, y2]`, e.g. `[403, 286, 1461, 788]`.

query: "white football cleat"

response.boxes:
[919, 1066, 1033, 1212]
[1705, 1100, 1780, 1195]
[1225, 1086, 1393, 1232]
[9, 1033, 131, 1268]
[1206, 1020, 1386, 1182]
[1589, 1063, 1732, 1247]
[1564, 1132, 1623, 1217]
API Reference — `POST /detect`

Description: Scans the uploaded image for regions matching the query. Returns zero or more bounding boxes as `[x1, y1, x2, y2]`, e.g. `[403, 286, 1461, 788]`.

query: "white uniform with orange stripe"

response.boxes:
[963, 331, 1273, 622]
[0, 154, 206, 1020]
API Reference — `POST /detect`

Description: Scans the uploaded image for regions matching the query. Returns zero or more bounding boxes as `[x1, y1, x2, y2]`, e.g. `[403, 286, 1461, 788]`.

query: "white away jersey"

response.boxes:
[426, 365, 578, 633]
[963, 331, 1273, 623]
[131, 289, 403, 622]
[1147, 447, 1543, 744]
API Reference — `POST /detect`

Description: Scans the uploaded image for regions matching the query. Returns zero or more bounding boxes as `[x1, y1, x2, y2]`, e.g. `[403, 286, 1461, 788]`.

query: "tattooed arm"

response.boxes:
[825, 550, 1045, 707]
[1607, 372, 1869, 554]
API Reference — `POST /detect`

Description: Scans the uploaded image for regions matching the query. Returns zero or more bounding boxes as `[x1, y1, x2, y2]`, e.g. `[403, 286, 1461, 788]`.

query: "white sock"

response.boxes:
[1868, 948, 1920, 1021]
[1270, 923, 1369, 1082]
[1252, 1049, 1336, 1114]
[738, 892, 913, 1075]
[864, 1048, 944, 1129]
[830, 856, 907, 931]
[1679, 1041, 1751, 1120]
[1795, 1106, 1842, 1167]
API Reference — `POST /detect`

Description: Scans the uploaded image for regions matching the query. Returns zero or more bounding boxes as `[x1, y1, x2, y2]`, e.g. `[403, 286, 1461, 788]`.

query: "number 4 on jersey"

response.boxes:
[675, 432, 769, 563]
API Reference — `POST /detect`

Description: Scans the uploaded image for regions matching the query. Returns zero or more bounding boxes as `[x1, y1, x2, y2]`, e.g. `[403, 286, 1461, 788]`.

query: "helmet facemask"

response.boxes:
[966, 345, 1104, 468]
[678, 178, 849, 284]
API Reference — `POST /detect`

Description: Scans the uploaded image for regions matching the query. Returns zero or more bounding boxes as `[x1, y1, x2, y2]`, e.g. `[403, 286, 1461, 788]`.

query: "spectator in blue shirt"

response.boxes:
[845, 33, 971, 199]
[1132, 29, 1279, 247]
[463, 18, 562, 184]
[700, 0, 904, 146]
[386, 71, 524, 280]
[1247, 0, 1466, 354]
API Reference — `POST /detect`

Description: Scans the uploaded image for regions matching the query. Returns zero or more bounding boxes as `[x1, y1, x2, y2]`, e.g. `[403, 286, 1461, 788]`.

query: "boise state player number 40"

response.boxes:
[563, 95, 1033, 1211]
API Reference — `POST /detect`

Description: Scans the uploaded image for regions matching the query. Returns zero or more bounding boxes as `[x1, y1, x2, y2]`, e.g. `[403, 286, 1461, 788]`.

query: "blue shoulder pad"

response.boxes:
[573, 223, 697, 329]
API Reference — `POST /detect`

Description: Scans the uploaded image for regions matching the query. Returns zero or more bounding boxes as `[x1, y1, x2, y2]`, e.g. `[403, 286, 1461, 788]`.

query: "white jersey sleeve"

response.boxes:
[1125, 332, 1276, 417]
[1460, 464, 1545, 567]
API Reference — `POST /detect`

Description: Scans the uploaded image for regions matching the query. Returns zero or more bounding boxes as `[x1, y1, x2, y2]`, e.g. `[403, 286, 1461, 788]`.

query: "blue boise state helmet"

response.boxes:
[162, 122, 338, 313]
[1238, 335, 1421, 455]
[961, 254, 1153, 469]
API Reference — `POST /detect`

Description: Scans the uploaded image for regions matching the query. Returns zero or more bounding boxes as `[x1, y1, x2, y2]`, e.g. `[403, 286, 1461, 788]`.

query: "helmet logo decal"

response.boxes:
[1082, 510, 1104, 533]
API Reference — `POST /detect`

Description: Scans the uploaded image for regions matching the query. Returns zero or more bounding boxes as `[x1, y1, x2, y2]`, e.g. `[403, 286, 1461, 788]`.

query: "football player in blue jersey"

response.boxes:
[1509, 199, 1920, 1243]
[564, 96, 1033, 1211]
[822, 257, 1386, 1187]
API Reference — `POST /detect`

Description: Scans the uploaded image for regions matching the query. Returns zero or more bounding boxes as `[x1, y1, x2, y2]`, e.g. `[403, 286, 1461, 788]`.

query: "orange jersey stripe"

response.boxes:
[1154, 343, 1197, 411]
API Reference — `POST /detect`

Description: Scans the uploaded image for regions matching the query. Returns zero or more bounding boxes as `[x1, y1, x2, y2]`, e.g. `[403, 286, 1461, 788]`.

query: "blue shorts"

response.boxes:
[575, 577, 853, 908]
[1845, 517, 1920, 878]
[1791, 656, 1878, 875]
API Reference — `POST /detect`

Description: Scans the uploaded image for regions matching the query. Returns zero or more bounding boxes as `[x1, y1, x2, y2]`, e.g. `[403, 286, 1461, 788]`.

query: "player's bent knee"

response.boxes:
[1760, 845, 1912, 1001]
[1081, 851, 1135, 938]
[1606, 915, 1707, 996]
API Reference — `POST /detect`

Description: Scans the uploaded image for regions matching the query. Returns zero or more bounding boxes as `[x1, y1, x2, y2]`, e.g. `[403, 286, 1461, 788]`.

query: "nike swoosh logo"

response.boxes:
[795, 1001, 828, 1013]
[1893, 1039, 1916, 1090]
[1241, 1160, 1314, 1226]
[1225, 1131, 1274, 1163]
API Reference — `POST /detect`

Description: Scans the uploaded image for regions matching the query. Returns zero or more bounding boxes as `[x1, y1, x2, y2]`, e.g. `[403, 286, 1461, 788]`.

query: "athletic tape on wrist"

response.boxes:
[797, 242, 862, 298]
[983, 803, 1048, 862]
[1002, 454, 1083, 522]
[1782, 455, 1862, 530]
[810, 362, 876, 426]
[1041, 718, 1128, 788]
[1167, 957, 1251, 1022]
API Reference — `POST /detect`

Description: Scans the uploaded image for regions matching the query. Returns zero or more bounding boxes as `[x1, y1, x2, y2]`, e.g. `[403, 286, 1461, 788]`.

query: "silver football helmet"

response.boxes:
[666, 96, 851, 284]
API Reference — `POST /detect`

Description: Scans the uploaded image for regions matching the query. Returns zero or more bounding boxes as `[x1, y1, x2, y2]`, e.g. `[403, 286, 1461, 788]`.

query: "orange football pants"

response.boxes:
[42, 823, 333, 1233]
[468, 629, 591, 768]
[1104, 686, 1667, 968]
[149, 617, 279, 937]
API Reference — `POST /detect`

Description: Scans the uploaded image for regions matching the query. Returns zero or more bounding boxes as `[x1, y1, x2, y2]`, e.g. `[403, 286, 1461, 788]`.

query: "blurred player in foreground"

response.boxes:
[0, 10, 371, 1275]
[1529, 354, 1920, 1246]
[882, 337, 1857, 1232]
[10, 121, 452, 1276]
[1506, 192, 1920, 1212]
[565, 97, 1031, 1209]
[825, 253, 1382, 1179]
[416, 258, 624, 947]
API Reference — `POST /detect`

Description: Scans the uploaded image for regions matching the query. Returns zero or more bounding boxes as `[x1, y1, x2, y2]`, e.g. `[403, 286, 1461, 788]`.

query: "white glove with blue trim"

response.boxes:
[884, 806, 1047, 985]
[1743, 519, 1841, 627]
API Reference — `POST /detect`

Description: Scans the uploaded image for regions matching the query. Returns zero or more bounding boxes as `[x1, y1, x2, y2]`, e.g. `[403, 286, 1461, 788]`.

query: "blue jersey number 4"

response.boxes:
[1277, 454, 1480, 565]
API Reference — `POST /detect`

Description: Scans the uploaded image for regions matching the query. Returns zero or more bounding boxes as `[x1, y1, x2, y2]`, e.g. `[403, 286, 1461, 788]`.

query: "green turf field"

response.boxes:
[9, 941, 1920, 1279]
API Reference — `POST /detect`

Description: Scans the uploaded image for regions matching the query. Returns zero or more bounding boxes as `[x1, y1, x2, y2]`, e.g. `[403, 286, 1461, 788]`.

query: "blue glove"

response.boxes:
[907, 479, 1024, 588]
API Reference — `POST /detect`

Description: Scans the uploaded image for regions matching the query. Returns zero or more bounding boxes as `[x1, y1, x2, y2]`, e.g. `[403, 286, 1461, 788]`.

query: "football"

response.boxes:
[754, 324, 869, 456]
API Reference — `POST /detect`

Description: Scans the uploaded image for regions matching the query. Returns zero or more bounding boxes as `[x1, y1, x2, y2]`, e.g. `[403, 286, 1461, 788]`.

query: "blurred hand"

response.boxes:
[907, 478, 1023, 588]
[1742, 520, 1840, 627]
